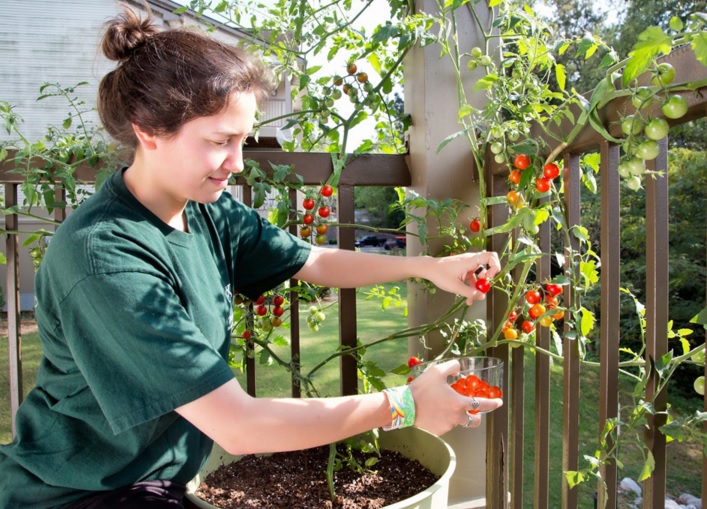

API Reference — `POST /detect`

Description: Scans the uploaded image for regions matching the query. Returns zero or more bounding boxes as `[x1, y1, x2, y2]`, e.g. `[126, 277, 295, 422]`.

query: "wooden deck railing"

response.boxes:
[484, 45, 707, 509]
[2, 46, 706, 508]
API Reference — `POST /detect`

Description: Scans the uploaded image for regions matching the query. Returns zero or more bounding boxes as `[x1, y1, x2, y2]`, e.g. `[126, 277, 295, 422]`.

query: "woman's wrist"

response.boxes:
[381, 385, 416, 431]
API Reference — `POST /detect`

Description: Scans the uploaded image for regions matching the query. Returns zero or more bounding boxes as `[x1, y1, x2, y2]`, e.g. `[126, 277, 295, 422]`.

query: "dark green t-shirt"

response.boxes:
[0, 169, 311, 508]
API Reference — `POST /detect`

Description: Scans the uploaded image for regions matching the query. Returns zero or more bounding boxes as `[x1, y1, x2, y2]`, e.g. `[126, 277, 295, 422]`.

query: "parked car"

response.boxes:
[355, 235, 386, 248]
[385, 235, 406, 250]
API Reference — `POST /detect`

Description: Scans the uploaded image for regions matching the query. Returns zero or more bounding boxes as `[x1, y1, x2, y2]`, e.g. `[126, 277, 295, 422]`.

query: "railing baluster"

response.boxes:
[643, 137, 670, 509]
[486, 158, 511, 509]
[562, 153, 582, 509]
[5, 183, 22, 439]
[337, 182, 358, 396]
[534, 195, 552, 509]
[598, 140, 621, 507]
[288, 187, 302, 399]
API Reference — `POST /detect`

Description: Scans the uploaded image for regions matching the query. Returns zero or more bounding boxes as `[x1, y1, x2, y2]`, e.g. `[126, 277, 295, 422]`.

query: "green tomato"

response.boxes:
[331, 88, 342, 100]
[309, 305, 319, 315]
[644, 118, 669, 140]
[466, 60, 478, 71]
[490, 142, 504, 154]
[652, 63, 675, 86]
[626, 158, 646, 176]
[636, 140, 660, 160]
[507, 130, 520, 142]
[695, 376, 705, 396]
[470, 46, 483, 59]
[494, 153, 506, 164]
[631, 86, 654, 109]
[691, 349, 705, 364]
[478, 55, 492, 67]
[621, 115, 643, 136]
[662, 95, 688, 119]
[618, 162, 632, 178]
[626, 175, 642, 191]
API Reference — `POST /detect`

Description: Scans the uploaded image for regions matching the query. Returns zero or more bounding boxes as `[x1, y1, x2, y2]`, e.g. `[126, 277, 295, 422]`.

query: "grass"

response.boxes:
[1, 290, 702, 506]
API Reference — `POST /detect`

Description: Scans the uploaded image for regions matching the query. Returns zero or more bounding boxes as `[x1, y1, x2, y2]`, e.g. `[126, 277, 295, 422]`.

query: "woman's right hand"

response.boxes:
[407, 359, 503, 435]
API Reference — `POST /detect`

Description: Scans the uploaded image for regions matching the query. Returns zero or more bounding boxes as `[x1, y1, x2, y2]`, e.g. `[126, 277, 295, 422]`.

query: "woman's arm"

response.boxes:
[176, 360, 501, 455]
[294, 247, 501, 305]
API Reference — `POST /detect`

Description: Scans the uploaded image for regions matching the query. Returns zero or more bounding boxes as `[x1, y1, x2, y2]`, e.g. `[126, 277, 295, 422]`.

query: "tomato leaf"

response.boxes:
[555, 63, 566, 91]
[623, 27, 672, 86]
[472, 74, 499, 91]
[638, 451, 656, 482]
[691, 31, 707, 66]
[436, 129, 467, 153]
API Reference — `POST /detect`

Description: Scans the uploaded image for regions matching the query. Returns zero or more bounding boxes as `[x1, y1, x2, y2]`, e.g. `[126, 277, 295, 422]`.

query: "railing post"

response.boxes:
[642, 137, 669, 509]
[5, 183, 23, 439]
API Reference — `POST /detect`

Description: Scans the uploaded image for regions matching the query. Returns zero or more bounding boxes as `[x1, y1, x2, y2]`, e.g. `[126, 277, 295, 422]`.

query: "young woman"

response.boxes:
[0, 6, 502, 508]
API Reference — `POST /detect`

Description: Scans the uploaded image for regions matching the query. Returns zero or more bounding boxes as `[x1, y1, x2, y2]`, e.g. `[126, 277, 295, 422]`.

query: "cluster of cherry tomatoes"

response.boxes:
[451, 374, 503, 413]
[617, 63, 689, 191]
[239, 293, 288, 339]
[300, 184, 333, 245]
[502, 283, 565, 339]
[324, 61, 378, 111]
[505, 154, 562, 209]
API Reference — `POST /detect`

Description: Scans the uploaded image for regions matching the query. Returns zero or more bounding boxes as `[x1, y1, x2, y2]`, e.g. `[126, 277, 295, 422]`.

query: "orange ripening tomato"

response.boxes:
[506, 190, 520, 206]
[509, 170, 522, 185]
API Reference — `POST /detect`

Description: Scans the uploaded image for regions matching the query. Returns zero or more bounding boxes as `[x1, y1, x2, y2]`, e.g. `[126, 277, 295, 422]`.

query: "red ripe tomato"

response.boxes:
[543, 163, 560, 179]
[407, 356, 421, 368]
[521, 320, 534, 334]
[545, 283, 562, 296]
[255, 295, 266, 305]
[272, 306, 285, 317]
[321, 184, 334, 197]
[318, 206, 331, 218]
[513, 154, 531, 170]
[529, 303, 547, 319]
[256, 305, 268, 316]
[488, 385, 503, 399]
[536, 177, 551, 193]
[272, 295, 285, 306]
[451, 378, 468, 395]
[475, 278, 491, 294]
[303, 198, 315, 210]
[242, 330, 252, 340]
[508, 310, 518, 322]
[525, 290, 541, 305]
[303, 213, 314, 225]
[469, 218, 481, 233]
[509, 170, 522, 185]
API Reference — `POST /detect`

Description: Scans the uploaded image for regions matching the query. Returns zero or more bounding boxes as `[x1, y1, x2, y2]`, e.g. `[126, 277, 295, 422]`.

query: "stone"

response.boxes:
[678, 494, 702, 509]
[619, 477, 642, 496]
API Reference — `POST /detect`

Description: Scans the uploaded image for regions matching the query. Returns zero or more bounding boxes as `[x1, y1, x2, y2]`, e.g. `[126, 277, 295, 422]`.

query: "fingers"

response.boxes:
[459, 397, 504, 428]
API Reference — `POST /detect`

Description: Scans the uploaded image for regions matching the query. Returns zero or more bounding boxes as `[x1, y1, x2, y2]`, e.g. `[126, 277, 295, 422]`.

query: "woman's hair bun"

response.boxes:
[101, 5, 159, 62]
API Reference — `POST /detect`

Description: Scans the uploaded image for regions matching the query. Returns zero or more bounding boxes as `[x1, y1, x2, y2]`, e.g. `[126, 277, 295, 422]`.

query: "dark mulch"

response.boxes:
[194, 445, 440, 508]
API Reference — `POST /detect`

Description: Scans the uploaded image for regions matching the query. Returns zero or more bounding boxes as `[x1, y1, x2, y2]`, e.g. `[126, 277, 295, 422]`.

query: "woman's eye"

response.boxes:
[213, 140, 229, 146]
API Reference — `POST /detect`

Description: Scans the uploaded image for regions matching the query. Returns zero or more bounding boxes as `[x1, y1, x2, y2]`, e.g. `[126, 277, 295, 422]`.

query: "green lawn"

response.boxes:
[1, 289, 702, 506]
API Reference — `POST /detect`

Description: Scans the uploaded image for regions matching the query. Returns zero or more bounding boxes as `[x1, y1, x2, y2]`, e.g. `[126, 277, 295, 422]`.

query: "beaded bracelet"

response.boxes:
[382, 385, 416, 431]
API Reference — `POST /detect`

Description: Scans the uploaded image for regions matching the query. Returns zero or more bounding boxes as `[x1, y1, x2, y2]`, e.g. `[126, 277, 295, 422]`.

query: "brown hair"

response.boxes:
[98, 4, 275, 147]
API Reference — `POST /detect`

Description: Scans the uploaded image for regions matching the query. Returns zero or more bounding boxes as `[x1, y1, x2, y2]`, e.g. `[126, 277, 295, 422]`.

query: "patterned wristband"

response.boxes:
[382, 385, 416, 431]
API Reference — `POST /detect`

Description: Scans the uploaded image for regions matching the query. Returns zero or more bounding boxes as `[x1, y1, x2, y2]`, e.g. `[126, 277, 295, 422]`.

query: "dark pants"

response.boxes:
[66, 481, 198, 509]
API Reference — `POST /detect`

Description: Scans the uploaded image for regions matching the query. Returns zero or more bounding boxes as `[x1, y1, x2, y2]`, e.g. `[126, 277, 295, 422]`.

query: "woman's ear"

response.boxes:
[132, 123, 159, 150]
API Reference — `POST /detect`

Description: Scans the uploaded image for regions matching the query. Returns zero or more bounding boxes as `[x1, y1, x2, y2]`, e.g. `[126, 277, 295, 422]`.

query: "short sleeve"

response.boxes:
[226, 199, 311, 299]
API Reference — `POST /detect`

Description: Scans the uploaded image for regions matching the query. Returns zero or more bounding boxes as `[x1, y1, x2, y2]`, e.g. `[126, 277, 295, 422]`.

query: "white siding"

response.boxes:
[0, 0, 118, 142]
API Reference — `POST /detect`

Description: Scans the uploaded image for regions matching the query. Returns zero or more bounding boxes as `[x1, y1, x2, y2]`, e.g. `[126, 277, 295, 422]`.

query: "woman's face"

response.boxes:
[151, 91, 257, 206]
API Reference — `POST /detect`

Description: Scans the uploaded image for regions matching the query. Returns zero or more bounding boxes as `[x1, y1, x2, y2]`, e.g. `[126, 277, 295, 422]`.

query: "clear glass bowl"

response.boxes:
[412, 356, 504, 414]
